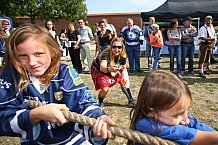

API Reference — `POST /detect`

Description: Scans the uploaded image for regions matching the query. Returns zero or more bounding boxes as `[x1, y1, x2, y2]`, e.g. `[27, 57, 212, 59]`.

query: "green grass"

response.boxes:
[0, 54, 218, 145]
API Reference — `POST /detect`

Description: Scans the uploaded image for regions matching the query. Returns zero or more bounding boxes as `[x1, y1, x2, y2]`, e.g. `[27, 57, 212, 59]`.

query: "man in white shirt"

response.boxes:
[77, 19, 93, 72]
[198, 16, 216, 78]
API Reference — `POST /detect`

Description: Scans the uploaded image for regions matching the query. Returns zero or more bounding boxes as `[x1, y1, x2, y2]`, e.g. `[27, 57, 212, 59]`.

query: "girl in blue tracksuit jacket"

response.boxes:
[0, 24, 114, 145]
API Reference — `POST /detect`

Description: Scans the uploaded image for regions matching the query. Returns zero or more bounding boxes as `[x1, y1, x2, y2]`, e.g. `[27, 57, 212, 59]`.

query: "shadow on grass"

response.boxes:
[183, 76, 218, 85]
[103, 102, 132, 108]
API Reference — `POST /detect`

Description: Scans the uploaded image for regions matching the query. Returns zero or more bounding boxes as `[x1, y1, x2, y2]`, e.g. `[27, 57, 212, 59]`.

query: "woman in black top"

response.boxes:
[67, 22, 82, 73]
[91, 37, 135, 107]
[95, 21, 112, 56]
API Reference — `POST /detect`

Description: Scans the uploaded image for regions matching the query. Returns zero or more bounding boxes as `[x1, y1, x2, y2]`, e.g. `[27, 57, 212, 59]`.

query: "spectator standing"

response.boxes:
[180, 16, 197, 75]
[77, 19, 93, 72]
[149, 24, 163, 70]
[96, 21, 112, 53]
[2, 19, 13, 36]
[102, 18, 117, 38]
[94, 22, 101, 36]
[167, 19, 182, 77]
[120, 18, 144, 73]
[45, 20, 61, 47]
[0, 20, 9, 65]
[67, 23, 83, 73]
[198, 16, 216, 78]
[59, 28, 70, 60]
[144, 17, 155, 69]
[93, 23, 101, 59]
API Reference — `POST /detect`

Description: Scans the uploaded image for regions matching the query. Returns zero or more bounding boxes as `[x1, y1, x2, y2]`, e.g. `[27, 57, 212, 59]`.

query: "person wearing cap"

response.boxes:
[149, 24, 163, 70]
[2, 19, 13, 36]
[180, 16, 197, 75]
[197, 15, 216, 78]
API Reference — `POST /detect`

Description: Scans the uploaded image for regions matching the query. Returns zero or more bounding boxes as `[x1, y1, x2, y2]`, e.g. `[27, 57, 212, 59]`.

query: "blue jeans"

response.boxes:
[169, 45, 182, 74]
[146, 43, 153, 68]
[153, 47, 161, 70]
[181, 43, 194, 72]
[125, 44, 141, 72]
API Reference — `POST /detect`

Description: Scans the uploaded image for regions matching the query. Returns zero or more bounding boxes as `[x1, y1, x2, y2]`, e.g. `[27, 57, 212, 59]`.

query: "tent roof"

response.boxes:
[141, 0, 218, 21]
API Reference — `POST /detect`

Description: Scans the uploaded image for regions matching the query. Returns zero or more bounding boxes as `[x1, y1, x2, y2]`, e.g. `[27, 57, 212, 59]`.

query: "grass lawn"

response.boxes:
[0, 54, 217, 145]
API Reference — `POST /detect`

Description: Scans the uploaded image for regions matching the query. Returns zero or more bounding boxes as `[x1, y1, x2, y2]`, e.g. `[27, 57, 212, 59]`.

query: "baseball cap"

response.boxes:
[184, 16, 192, 21]
[152, 24, 159, 28]
[205, 15, 213, 20]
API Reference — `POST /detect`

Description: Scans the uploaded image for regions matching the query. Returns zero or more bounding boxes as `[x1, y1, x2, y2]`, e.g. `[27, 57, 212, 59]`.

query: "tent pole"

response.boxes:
[198, 17, 200, 30]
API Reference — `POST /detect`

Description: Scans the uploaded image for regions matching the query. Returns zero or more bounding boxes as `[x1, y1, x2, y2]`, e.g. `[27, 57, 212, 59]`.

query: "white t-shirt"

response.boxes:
[106, 24, 116, 34]
[198, 24, 216, 42]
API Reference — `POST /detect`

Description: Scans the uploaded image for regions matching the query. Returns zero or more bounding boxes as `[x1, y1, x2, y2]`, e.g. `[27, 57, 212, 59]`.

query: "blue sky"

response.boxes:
[85, 0, 166, 14]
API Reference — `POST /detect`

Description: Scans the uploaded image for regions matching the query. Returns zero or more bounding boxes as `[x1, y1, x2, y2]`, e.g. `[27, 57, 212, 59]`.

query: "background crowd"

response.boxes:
[1, 16, 218, 78]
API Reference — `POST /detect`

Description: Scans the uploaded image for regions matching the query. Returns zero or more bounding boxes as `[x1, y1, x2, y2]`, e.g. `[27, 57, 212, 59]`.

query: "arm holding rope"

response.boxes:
[29, 103, 69, 124]
[28, 100, 179, 145]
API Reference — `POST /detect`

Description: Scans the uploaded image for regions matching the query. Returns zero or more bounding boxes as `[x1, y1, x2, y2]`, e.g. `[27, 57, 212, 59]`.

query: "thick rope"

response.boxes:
[28, 100, 178, 145]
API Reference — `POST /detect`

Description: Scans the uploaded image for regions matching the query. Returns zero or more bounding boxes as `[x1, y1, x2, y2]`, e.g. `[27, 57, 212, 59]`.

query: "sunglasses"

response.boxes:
[78, 22, 83, 24]
[112, 46, 122, 49]
[4, 23, 9, 25]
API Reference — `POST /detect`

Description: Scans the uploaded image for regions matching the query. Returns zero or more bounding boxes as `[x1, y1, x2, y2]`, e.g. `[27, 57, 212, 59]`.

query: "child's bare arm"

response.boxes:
[190, 130, 218, 145]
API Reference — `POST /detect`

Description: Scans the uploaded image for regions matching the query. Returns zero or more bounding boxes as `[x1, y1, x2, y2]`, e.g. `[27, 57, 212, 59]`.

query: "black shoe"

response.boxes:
[128, 99, 136, 107]
[129, 70, 134, 73]
[136, 70, 142, 73]
[211, 59, 218, 64]
[99, 102, 104, 108]
[199, 73, 206, 78]
[204, 70, 211, 75]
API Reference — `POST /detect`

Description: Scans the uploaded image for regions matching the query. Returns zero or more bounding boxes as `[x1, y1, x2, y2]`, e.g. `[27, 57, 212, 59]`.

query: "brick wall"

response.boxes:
[14, 12, 142, 35]
[86, 12, 142, 35]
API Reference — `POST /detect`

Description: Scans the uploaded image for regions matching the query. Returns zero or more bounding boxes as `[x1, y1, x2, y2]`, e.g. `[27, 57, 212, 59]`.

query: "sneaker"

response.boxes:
[128, 100, 136, 107]
[199, 73, 206, 78]
[148, 66, 153, 71]
[180, 71, 184, 75]
[189, 71, 195, 75]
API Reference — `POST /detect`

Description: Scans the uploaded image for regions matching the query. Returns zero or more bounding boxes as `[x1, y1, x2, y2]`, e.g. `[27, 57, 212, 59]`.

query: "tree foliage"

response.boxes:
[0, 0, 87, 24]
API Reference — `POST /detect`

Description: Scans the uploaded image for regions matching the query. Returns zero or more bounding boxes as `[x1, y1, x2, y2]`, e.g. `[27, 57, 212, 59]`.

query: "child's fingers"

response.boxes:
[56, 104, 69, 111]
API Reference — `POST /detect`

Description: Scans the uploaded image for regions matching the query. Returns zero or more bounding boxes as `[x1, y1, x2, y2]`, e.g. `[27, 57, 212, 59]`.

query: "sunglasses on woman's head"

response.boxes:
[112, 46, 122, 49]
